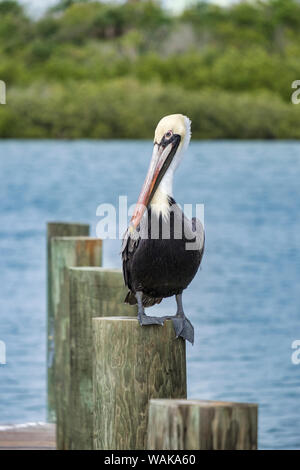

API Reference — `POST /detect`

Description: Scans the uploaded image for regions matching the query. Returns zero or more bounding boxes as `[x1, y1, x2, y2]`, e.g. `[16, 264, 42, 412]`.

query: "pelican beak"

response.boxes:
[130, 134, 181, 229]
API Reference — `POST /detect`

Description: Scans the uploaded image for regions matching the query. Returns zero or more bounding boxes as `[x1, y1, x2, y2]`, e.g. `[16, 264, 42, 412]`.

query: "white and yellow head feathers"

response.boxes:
[154, 114, 191, 153]
[151, 114, 192, 217]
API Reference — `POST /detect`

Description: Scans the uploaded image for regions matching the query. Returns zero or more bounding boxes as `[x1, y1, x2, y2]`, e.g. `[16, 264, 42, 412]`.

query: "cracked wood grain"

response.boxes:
[69, 268, 136, 450]
[93, 317, 187, 450]
[147, 399, 258, 450]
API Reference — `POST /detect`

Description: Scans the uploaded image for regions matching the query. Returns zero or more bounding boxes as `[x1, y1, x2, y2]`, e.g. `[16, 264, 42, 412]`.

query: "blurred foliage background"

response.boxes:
[0, 0, 300, 138]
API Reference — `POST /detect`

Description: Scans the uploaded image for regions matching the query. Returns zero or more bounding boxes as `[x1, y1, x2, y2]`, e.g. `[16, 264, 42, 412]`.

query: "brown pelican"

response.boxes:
[121, 114, 204, 344]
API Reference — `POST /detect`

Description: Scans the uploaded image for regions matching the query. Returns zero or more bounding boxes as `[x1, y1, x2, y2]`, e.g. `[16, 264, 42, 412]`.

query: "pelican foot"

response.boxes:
[163, 315, 194, 345]
[138, 313, 165, 327]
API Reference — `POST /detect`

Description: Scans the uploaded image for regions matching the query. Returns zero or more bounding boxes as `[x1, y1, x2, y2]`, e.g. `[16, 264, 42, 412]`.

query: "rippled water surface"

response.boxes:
[0, 140, 299, 449]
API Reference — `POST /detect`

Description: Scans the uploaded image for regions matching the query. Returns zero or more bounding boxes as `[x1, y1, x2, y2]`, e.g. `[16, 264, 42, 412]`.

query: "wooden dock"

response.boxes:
[0, 423, 56, 450]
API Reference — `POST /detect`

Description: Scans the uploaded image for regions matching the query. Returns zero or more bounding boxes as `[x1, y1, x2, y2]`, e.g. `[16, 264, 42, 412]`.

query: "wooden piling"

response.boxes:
[51, 237, 102, 450]
[68, 268, 137, 450]
[93, 317, 187, 450]
[47, 222, 89, 423]
[147, 399, 258, 450]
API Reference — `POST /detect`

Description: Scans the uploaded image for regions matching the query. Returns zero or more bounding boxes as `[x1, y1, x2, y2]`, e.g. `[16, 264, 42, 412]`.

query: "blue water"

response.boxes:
[0, 140, 299, 449]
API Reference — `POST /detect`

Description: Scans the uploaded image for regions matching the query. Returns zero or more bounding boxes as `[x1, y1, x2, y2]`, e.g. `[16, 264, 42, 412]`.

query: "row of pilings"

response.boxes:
[47, 222, 258, 450]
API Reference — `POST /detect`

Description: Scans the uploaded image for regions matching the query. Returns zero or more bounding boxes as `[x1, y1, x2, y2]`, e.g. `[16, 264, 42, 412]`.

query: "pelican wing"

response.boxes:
[121, 226, 140, 289]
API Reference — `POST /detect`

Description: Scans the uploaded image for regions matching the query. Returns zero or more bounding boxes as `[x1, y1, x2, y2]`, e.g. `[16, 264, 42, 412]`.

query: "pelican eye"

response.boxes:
[165, 130, 173, 139]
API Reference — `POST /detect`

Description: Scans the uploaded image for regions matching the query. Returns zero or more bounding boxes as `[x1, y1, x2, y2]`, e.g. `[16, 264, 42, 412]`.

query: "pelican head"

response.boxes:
[130, 114, 191, 229]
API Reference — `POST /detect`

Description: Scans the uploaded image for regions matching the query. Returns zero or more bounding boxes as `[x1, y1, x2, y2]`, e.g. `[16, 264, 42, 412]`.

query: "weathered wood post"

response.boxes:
[147, 399, 258, 450]
[93, 318, 187, 450]
[68, 268, 137, 450]
[51, 237, 102, 450]
[47, 222, 89, 423]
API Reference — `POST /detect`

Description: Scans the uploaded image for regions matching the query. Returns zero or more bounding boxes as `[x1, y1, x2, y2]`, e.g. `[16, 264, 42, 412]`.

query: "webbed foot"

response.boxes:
[171, 315, 194, 345]
[166, 293, 195, 344]
[138, 313, 165, 326]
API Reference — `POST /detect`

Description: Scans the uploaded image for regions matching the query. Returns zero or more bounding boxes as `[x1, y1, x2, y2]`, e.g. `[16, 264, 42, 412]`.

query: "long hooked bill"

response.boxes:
[130, 137, 180, 230]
